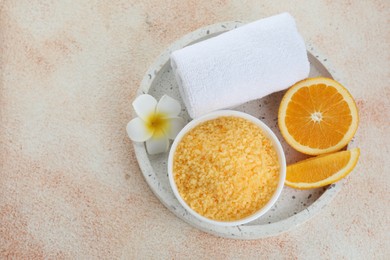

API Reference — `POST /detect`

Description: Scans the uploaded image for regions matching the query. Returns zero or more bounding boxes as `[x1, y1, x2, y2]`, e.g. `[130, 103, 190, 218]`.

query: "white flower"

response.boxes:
[126, 94, 185, 155]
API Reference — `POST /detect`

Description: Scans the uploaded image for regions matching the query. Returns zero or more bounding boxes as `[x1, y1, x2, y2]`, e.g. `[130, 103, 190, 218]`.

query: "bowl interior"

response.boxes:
[167, 110, 286, 226]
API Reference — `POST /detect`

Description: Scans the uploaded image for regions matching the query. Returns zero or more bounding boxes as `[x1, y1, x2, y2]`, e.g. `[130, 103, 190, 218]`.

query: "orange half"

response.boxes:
[278, 77, 359, 155]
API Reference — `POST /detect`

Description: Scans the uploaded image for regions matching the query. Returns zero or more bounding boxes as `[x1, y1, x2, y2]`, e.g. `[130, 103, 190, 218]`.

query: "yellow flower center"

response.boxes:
[146, 112, 169, 138]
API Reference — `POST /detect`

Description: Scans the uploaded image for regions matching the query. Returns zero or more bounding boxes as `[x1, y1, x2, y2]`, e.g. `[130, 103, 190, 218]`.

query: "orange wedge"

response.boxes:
[285, 148, 360, 189]
[278, 77, 359, 155]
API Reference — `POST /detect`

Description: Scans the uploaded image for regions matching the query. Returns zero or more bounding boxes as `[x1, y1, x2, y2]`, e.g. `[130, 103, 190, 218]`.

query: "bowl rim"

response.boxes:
[167, 110, 287, 226]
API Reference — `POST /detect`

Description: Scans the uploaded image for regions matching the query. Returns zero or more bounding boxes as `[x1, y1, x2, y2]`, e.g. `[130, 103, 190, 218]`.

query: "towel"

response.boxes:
[170, 13, 310, 118]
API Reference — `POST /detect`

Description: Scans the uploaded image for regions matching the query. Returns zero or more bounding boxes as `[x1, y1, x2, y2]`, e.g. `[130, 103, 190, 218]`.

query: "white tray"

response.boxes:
[133, 21, 344, 239]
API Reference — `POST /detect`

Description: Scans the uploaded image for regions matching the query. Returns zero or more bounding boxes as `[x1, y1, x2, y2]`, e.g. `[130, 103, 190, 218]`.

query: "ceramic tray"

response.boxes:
[133, 21, 343, 239]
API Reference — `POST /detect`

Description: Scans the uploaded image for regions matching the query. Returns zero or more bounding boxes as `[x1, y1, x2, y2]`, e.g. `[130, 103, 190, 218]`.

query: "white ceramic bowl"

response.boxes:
[168, 110, 286, 226]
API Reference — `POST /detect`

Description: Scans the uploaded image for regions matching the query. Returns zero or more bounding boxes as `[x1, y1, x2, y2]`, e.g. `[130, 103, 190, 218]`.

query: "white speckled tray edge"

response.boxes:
[133, 21, 345, 239]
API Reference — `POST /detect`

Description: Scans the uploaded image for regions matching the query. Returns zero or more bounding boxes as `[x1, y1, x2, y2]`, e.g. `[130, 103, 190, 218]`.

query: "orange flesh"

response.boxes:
[286, 150, 351, 183]
[285, 84, 352, 149]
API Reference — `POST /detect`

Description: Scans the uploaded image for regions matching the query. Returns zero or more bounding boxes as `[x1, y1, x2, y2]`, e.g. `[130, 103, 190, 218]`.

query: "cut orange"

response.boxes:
[278, 77, 359, 155]
[285, 148, 360, 189]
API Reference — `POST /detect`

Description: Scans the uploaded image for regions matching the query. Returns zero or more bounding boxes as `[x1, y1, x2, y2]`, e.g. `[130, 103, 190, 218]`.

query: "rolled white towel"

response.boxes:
[170, 13, 310, 118]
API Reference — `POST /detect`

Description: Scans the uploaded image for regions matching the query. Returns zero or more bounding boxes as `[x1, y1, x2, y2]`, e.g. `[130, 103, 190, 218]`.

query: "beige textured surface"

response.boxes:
[1, 0, 389, 258]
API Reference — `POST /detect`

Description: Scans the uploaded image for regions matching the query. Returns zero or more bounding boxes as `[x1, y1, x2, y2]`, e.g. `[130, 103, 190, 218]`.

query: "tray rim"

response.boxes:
[132, 21, 344, 239]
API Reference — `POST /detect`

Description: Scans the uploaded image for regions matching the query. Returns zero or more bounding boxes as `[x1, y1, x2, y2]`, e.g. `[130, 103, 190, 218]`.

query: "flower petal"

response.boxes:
[166, 117, 186, 140]
[126, 118, 153, 142]
[156, 95, 181, 117]
[146, 137, 169, 155]
[133, 94, 157, 121]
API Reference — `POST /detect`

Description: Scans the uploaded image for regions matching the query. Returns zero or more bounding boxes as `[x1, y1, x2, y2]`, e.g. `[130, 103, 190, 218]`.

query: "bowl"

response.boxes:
[168, 110, 286, 226]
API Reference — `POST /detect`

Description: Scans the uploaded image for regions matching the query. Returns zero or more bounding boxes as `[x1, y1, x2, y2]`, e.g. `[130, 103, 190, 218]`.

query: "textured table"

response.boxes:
[1, 1, 389, 259]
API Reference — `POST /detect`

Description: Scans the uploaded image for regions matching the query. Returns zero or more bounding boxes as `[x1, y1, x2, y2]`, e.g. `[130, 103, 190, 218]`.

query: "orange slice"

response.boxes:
[278, 77, 359, 155]
[285, 148, 360, 189]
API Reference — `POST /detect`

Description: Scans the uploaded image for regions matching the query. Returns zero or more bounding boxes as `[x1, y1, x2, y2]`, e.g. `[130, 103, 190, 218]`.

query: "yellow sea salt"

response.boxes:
[173, 116, 280, 221]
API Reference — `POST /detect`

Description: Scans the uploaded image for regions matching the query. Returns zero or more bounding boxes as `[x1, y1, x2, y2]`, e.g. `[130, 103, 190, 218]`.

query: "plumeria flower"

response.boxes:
[126, 94, 186, 155]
